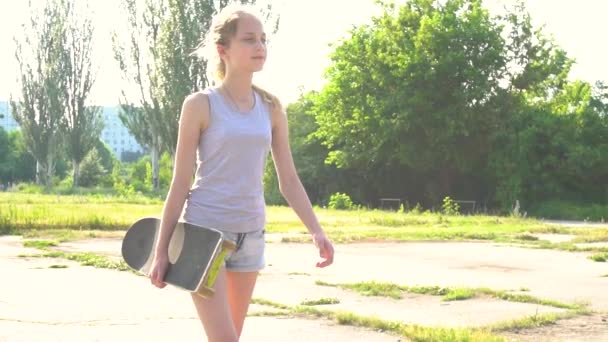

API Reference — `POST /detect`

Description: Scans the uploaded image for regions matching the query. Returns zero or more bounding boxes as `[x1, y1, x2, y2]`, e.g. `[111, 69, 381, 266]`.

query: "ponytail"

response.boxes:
[252, 84, 281, 111]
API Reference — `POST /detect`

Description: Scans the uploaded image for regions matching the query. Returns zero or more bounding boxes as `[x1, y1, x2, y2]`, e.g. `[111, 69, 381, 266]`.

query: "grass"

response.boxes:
[23, 239, 59, 249]
[300, 297, 341, 306]
[19, 250, 131, 271]
[20, 239, 132, 272]
[490, 308, 591, 332]
[0, 196, 161, 234]
[250, 294, 593, 342]
[315, 280, 583, 309]
[3, 192, 608, 257]
[252, 298, 505, 341]
[588, 253, 608, 262]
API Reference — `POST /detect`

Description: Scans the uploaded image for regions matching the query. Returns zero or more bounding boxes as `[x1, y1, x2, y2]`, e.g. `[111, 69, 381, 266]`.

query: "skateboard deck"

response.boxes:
[121, 217, 236, 298]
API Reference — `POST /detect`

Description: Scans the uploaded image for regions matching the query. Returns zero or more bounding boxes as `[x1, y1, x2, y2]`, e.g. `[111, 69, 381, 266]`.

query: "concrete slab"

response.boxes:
[47, 237, 608, 310]
[4, 235, 608, 341]
[253, 275, 565, 327]
[0, 237, 402, 342]
[500, 313, 608, 342]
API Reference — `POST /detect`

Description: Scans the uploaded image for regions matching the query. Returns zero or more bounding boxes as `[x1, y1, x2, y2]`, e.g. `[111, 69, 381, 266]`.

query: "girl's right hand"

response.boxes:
[149, 253, 169, 288]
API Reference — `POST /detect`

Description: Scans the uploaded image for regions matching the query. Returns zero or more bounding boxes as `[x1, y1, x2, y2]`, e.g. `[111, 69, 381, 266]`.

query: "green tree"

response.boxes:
[112, 0, 167, 190]
[487, 0, 577, 209]
[78, 148, 106, 187]
[313, 0, 506, 204]
[0, 128, 14, 184]
[11, 0, 66, 187]
[8, 130, 36, 184]
[58, 0, 104, 187]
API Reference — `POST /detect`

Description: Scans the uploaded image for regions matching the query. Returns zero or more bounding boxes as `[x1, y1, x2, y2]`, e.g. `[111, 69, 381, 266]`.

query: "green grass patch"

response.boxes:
[48, 264, 68, 269]
[250, 295, 592, 341]
[300, 297, 341, 306]
[288, 272, 311, 276]
[531, 200, 608, 222]
[491, 308, 591, 332]
[247, 310, 289, 317]
[4, 193, 608, 251]
[23, 240, 59, 249]
[22, 250, 131, 272]
[443, 288, 476, 301]
[251, 298, 292, 310]
[514, 234, 539, 241]
[264, 301, 505, 341]
[315, 281, 582, 310]
[588, 253, 608, 262]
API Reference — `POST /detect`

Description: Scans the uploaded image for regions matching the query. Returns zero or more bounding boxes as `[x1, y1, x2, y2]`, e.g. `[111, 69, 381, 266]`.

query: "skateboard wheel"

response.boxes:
[197, 286, 215, 298]
[222, 240, 237, 252]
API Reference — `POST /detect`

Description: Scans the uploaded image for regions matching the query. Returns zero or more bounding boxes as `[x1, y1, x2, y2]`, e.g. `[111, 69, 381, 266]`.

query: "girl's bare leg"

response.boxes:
[226, 270, 259, 337]
[191, 266, 238, 342]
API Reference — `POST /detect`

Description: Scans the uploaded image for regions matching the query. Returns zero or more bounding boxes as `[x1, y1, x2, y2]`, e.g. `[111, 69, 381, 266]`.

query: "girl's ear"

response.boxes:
[217, 44, 226, 57]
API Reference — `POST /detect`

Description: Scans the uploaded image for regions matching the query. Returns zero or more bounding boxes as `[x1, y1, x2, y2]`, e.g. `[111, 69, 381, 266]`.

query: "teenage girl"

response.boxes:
[148, 5, 335, 342]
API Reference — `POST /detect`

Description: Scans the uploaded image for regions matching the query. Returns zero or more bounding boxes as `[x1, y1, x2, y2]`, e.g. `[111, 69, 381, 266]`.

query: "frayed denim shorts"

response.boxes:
[221, 229, 265, 272]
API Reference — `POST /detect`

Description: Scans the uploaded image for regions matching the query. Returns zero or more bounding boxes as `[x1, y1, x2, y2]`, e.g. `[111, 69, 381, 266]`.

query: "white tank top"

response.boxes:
[181, 86, 272, 233]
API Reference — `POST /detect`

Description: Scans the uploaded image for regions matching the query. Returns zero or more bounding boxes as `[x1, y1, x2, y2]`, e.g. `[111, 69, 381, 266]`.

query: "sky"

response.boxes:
[0, 0, 606, 107]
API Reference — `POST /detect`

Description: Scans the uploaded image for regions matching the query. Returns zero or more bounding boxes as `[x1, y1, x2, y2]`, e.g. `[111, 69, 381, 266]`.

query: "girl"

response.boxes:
[148, 4, 334, 342]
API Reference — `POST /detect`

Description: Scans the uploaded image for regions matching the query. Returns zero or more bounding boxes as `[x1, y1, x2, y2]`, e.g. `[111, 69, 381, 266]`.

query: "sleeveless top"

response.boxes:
[181, 86, 272, 233]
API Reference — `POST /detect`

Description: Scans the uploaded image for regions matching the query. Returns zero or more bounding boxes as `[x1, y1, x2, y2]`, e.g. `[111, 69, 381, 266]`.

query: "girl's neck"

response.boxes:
[221, 72, 254, 100]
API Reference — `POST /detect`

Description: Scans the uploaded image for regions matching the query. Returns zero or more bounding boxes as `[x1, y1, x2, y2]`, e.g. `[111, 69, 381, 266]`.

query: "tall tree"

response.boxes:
[313, 0, 506, 203]
[59, 0, 104, 187]
[487, 0, 576, 208]
[112, 0, 167, 189]
[11, 0, 66, 187]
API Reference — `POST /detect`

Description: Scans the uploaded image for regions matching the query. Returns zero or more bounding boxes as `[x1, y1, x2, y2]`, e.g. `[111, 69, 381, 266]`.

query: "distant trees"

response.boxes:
[12, 0, 103, 187]
[306, 0, 608, 210]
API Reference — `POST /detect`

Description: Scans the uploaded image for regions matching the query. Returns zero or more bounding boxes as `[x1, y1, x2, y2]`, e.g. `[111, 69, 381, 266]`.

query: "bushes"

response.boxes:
[531, 200, 608, 222]
[328, 192, 356, 210]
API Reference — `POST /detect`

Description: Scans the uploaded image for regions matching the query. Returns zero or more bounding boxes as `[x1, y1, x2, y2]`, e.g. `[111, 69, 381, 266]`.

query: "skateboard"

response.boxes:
[121, 217, 237, 298]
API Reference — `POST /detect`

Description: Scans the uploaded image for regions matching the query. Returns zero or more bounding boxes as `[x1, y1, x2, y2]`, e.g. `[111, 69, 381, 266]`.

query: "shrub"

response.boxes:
[442, 196, 460, 216]
[328, 192, 355, 210]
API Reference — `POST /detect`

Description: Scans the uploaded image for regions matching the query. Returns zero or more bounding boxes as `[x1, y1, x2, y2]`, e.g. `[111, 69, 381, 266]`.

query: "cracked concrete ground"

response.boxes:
[2, 235, 608, 341]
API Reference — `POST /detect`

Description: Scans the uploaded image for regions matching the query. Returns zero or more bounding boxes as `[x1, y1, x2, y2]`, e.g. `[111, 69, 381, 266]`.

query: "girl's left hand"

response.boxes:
[312, 232, 334, 268]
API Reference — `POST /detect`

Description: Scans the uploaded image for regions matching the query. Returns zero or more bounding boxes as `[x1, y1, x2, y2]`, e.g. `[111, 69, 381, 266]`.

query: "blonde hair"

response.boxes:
[192, 4, 280, 109]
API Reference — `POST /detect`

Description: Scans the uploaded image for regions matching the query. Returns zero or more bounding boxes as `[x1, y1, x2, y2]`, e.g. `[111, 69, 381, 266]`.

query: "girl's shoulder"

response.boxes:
[181, 91, 211, 130]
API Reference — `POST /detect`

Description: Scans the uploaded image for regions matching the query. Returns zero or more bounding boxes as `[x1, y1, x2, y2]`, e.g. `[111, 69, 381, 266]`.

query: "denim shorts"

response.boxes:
[221, 229, 266, 272]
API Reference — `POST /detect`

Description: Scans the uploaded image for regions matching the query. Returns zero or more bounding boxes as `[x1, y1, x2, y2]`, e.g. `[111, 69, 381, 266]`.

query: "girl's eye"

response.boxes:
[243, 37, 266, 44]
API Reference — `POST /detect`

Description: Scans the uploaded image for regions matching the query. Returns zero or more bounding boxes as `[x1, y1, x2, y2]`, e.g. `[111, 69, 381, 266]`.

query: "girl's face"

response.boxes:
[221, 14, 267, 74]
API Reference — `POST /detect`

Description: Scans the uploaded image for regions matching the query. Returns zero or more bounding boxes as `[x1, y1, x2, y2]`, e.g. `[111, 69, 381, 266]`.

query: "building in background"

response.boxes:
[0, 101, 18, 131]
[100, 106, 144, 159]
[0, 101, 144, 161]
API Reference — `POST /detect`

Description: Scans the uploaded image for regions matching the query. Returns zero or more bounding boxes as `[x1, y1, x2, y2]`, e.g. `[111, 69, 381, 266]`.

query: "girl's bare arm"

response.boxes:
[154, 93, 209, 257]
